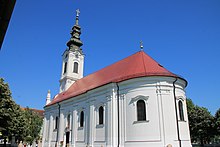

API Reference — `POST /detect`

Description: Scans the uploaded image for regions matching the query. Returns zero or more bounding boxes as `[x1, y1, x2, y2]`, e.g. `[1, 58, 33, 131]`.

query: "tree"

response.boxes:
[0, 78, 27, 146]
[0, 78, 18, 145]
[0, 78, 43, 146]
[215, 108, 220, 135]
[187, 99, 215, 146]
[186, 98, 195, 112]
[22, 107, 43, 145]
[9, 104, 26, 142]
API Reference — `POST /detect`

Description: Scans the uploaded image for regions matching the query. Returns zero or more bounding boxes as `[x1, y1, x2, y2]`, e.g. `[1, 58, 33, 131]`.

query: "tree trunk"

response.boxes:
[201, 138, 204, 147]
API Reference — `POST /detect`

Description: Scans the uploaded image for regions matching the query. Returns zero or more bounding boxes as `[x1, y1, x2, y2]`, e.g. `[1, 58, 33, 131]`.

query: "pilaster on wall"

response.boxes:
[156, 81, 179, 146]
[58, 111, 65, 145]
[111, 84, 119, 146]
[71, 108, 77, 146]
[48, 114, 53, 147]
[88, 100, 95, 146]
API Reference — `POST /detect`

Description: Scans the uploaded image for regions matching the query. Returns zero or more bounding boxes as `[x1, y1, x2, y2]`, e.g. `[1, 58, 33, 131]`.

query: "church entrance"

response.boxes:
[65, 131, 70, 147]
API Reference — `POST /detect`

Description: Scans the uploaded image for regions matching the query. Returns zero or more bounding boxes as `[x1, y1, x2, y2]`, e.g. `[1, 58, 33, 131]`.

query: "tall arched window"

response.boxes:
[63, 62, 67, 74]
[73, 62, 78, 73]
[137, 100, 146, 121]
[99, 106, 104, 125]
[80, 111, 84, 127]
[55, 116, 59, 129]
[67, 114, 70, 128]
[178, 101, 184, 121]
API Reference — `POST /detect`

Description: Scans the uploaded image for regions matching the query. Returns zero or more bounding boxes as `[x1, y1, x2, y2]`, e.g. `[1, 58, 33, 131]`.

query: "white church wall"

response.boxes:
[175, 79, 192, 146]
[159, 82, 179, 145]
[124, 87, 161, 142]
[117, 77, 191, 147]
[43, 77, 191, 147]
[89, 84, 114, 147]
[93, 96, 106, 143]
[118, 77, 163, 146]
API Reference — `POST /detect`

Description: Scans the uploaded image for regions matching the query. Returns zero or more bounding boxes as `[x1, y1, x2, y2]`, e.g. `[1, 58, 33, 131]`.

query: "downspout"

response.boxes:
[56, 102, 61, 146]
[173, 78, 181, 147]
[116, 83, 120, 147]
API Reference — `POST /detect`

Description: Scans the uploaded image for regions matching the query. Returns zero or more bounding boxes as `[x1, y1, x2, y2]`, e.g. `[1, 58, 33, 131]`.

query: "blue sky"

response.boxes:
[0, 0, 220, 114]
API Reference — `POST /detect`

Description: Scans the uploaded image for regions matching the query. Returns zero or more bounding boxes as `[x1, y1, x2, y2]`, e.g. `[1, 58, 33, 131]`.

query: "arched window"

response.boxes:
[178, 101, 184, 121]
[67, 114, 70, 128]
[99, 106, 104, 125]
[80, 111, 84, 127]
[55, 116, 59, 129]
[73, 62, 78, 73]
[63, 62, 67, 74]
[137, 100, 146, 121]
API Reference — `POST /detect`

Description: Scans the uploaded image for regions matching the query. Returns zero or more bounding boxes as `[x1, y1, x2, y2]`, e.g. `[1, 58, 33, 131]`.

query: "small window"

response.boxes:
[80, 111, 84, 127]
[73, 62, 78, 73]
[99, 106, 104, 125]
[137, 100, 146, 121]
[178, 101, 184, 121]
[63, 62, 67, 74]
[55, 116, 59, 129]
[67, 114, 70, 128]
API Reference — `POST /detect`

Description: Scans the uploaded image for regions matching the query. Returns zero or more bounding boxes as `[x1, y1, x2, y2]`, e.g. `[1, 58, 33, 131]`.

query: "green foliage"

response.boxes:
[0, 78, 17, 137]
[186, 98, 195, 111]
[187, 98, 215, 146]
[22, 107, 43, 145]
[215, 108, 220, 135]
[8, 104, 26, 140]
[0, 78, 43, 145]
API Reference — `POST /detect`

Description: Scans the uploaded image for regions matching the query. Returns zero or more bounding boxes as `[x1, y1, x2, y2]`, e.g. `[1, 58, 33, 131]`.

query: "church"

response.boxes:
[42, 10, 192, 147]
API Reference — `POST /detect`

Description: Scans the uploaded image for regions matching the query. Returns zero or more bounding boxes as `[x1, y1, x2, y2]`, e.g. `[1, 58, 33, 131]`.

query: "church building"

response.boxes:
[42, 10, 192, 147]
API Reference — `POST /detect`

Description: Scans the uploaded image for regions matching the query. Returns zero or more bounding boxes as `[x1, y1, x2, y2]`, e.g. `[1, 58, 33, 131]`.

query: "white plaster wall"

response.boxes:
[43, 77, 192, 147]
[123, 87, 161, 142]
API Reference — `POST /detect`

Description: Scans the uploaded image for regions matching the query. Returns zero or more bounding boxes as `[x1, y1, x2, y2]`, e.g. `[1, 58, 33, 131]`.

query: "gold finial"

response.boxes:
[76, 9, 80, 17]
[140, 40, 144, 50]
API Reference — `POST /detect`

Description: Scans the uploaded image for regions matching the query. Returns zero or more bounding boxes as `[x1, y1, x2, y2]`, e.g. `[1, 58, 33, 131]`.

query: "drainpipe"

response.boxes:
[173, 78, 181, 147]
[56, 102, 61, 146]
[116, 83, 120, 147]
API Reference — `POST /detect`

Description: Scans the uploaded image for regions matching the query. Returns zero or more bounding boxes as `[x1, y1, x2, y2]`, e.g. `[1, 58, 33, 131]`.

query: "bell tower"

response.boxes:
[59, 9, 84, 92]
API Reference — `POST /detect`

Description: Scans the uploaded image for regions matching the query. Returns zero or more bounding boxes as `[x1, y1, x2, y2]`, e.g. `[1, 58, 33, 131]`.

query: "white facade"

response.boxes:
[42, 76, 192, 147]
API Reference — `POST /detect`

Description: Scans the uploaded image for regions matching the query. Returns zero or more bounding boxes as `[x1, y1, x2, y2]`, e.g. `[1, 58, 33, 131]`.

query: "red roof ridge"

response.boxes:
[46, 51, 182, 107]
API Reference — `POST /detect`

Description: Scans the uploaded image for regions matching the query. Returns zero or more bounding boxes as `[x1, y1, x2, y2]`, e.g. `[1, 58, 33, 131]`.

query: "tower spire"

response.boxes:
[66, 9, 83, 53]
[59, 9, 85, 93]
[46, 90, 51, 105]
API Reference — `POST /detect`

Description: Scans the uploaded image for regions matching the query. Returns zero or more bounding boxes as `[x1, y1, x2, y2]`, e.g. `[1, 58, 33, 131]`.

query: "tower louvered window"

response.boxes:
[73, 62, 78, 73]
[63, 62, 67, 74]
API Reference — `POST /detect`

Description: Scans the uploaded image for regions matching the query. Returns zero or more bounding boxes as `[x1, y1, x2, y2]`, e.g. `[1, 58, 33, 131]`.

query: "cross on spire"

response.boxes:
[140, 40, 144, 50]
[76, 9, 80, 17]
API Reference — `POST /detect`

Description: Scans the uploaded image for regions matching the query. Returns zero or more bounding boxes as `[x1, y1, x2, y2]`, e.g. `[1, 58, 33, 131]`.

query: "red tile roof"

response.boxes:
[47, 51, 183, 106]
[21, 107, 44, 117]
